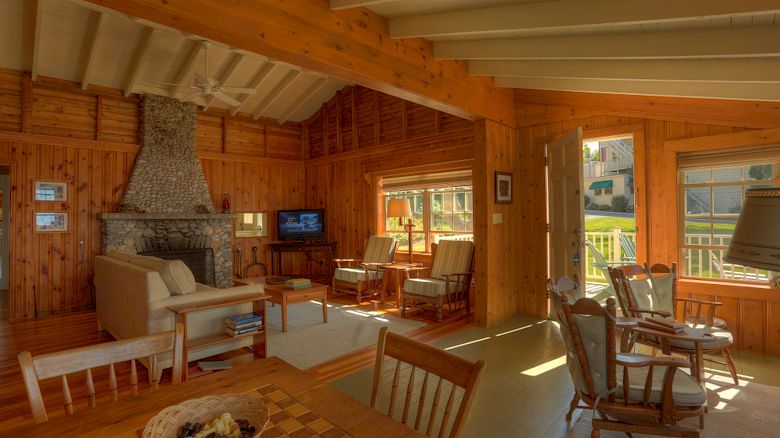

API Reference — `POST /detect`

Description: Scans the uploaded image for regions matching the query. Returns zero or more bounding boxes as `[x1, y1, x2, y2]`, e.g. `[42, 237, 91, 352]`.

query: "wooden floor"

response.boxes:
[0, 292, 471, 432]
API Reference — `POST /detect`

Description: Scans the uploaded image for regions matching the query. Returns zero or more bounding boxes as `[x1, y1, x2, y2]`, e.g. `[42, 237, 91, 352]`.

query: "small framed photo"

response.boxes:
[34, 180, 67, 202]
[35, 212, 68, 232]
[495, 171, 513, 204]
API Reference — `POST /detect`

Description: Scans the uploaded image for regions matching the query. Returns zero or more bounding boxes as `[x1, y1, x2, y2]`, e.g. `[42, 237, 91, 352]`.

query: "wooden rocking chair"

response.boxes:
[557, 296, 707, 437]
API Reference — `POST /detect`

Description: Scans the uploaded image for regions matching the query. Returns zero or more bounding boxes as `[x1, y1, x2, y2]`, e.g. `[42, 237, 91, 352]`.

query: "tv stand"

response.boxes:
[268, 241, 337, 284]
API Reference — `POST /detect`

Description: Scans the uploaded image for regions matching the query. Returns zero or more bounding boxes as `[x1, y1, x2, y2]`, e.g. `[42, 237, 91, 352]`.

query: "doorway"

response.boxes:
[0, 166, 8, 320]
[582, 135, 637, 298]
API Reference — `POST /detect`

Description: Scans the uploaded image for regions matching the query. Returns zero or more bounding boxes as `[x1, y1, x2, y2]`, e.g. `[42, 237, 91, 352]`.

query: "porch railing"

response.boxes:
[584, 227, 634, 282]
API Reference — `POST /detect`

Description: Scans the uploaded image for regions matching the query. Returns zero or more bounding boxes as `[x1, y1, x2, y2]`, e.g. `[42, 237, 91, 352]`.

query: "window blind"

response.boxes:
[381, 170, 472, 192]
[678, 145, 780, 169]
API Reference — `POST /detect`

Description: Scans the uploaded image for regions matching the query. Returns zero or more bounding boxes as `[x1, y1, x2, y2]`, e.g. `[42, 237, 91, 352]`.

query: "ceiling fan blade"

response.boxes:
[213, 93, 241, 107]
[195, 73, 218, 87]
[220, 87, 257, 94]
[138, 82, 180, 88]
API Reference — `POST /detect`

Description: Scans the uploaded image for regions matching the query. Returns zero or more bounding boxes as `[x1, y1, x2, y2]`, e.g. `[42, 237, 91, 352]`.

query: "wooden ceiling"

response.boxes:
[333, 0, 780, 101]
[0, 0, 349, 122]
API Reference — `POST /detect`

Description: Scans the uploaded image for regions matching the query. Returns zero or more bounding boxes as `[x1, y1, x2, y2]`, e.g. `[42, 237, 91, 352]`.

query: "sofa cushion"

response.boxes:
[131, 256, 196, 295]
[404, 278, 447, 298]
[334, 267, 384, 284]
[106, 250, 133, 262]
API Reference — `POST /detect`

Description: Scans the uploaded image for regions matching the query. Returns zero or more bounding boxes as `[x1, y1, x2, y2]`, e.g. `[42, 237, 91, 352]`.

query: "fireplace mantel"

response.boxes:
[99, 213, 233, 221]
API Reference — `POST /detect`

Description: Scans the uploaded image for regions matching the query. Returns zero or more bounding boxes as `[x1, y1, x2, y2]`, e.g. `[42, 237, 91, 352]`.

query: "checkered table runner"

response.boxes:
[256, 384, 352, 438]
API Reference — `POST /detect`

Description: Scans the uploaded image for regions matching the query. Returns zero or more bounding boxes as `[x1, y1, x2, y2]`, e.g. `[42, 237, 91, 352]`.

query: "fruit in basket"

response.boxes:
[178, 412, 255, 438]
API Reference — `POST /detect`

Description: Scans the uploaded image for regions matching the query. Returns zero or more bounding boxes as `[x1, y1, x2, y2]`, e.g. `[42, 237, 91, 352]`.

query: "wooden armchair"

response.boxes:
[370, 326, 485, 437]
[401, 240, 475, 322]
[557, 297, 706, 437]
[18, 323, 183, 423]
[333, 236, 398, 303]
[610, 264, 738, 385]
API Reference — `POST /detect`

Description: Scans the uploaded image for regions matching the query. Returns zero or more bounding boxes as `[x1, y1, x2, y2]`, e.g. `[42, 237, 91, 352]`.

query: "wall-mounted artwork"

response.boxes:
[34, 180, 67, 202]
[495, 172, 513, 204]
[35, 212, 68, 232]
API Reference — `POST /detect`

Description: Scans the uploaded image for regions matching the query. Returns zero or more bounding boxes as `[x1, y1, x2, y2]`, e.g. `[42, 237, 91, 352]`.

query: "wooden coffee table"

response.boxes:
[263, 281, 328, 332]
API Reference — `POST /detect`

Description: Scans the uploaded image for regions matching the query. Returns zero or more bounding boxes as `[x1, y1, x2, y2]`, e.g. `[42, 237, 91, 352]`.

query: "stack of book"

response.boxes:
[285, 278, 312, 289]
[638, 317, 686, 334]
[224, 312, 263, 337]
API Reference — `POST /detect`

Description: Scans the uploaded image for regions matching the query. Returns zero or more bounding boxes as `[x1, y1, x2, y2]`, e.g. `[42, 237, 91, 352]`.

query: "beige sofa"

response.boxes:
[95, 251, 264, 376]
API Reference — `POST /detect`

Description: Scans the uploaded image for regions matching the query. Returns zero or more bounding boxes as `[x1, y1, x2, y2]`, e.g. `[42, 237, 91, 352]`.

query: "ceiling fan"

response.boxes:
[143, 41, 255, 107]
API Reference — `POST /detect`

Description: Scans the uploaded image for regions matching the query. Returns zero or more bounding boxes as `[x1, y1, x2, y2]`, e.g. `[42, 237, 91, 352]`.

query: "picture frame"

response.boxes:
[495, 171, 513, 204]
[34, 180, 67, 202]
[35, 212, 68, 232]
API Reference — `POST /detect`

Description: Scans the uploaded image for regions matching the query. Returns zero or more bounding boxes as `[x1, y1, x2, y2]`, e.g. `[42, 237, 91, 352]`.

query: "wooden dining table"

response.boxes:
[7, 357, 424, 437]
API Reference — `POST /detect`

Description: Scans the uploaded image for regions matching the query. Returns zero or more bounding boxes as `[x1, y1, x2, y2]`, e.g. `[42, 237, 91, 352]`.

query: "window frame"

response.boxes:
[382, 184, 474, 254]
[677, 161, 780, 283]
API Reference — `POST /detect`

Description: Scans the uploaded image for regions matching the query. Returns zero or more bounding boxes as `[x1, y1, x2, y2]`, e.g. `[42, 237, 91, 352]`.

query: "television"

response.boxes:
[277, 209, 326, 241]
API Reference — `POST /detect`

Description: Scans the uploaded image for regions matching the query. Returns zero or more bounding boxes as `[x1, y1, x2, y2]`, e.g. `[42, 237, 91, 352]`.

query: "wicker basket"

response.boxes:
[142, 393, 269, 438]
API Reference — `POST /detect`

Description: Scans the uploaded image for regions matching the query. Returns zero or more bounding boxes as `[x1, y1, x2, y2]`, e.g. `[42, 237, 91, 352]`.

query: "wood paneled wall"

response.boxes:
[303, 85, 474, 261]
[513, 89, 780, 356]
[0, 67, 305, 320]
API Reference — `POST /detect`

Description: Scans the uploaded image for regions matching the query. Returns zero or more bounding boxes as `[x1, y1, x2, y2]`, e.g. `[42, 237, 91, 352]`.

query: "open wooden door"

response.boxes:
[547, 127, 585, 283]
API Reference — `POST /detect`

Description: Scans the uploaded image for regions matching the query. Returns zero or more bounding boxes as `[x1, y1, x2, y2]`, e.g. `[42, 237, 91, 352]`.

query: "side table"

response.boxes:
[381, 263, 426, 306]
[167, 293, 269, 381]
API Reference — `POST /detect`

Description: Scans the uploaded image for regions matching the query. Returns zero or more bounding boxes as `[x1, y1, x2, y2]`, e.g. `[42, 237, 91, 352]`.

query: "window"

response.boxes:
[679, 161, 779, 281]
[384, 185, 473, 253]
[594, 188, 602, 196]
[604, 187, 613, 195]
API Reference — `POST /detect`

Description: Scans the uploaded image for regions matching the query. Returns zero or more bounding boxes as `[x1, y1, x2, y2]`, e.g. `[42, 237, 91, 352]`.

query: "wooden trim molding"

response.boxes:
[198, 151, 303, 167]
[0, 130, 139, 153]
[664, 126, 780, 152]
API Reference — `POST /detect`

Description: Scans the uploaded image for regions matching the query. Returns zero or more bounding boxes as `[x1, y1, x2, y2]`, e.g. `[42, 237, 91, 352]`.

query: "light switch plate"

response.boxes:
[492, 213, 503, 224]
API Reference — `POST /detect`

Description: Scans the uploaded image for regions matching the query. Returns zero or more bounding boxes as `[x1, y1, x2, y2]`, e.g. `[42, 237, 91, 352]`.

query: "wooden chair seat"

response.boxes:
[18, 323, 183, 423]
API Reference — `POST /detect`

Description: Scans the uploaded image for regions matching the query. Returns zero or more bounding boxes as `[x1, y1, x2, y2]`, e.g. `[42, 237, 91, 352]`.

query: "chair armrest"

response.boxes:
[333, 258, 361, 268]
[630, 308, 672, 318]
[676, 297, 722, 307]
[616, 353, 690, 369]
[441, 272, 473, 278]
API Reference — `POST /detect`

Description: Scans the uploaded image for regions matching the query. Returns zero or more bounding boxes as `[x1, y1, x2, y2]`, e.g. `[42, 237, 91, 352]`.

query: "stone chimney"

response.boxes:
[122, 94, 214, 213]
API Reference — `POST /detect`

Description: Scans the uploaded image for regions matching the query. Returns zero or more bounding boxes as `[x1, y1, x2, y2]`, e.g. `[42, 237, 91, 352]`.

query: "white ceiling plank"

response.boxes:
[169, 40, 205, 98]
[471, 58, 780, 83]
[230, 62, 277, 116]
[433, 26, 780, 60]
[31, 0, 47, 81]
[278, 77, 329, 124]
[123, 26, 157, 96]
[494, 76, 780, 101]
[204, 52, 245, 110]
[330, 0, 397, 11]
[80, 11, 105, 89]
[389, 0, 780, 39]
[252, 69, 302, 120]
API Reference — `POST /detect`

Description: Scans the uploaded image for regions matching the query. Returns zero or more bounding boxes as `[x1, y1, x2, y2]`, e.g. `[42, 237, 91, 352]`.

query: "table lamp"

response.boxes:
[724, 188, 780, 288]
[387, 198, 414, 262]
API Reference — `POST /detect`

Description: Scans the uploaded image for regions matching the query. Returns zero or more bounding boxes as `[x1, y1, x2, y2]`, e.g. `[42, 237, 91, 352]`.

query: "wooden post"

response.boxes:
[613, 226, 621, 262]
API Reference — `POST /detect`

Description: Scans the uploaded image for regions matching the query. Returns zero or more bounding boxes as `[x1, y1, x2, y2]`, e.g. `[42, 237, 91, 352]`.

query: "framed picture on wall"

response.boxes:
[35, 212, 68, 232]
[495, 171, 513, 204]
[34, 180, 67, 202]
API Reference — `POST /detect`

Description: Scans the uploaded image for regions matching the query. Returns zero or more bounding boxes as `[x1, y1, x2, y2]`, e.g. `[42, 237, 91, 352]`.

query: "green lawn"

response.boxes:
[585, 217, 635, 232]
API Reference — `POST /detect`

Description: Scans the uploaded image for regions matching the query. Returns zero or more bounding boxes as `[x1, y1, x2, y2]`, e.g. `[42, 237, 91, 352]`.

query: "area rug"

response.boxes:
[264, 301, 426, 370]
[566, 368, 780, 437]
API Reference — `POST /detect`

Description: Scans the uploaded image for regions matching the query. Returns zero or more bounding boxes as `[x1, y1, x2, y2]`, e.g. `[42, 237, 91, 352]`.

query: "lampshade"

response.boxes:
[724, 188, 780, 272]
[387, 198, 412, 218]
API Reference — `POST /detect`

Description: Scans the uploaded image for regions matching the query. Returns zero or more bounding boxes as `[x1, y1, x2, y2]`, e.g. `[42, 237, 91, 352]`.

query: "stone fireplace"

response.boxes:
[100, 94, 233, 288]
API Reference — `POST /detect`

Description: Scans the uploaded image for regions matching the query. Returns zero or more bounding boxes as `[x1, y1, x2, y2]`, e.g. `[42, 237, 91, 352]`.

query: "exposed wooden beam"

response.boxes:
[169, 40, 205, 98]
[278, 77, 329, 124]
[330, 0, 395, 10]
[204, 52, 245, 110]
[31, 0, 46, 81]
[496, 76, 780, 102]
[434, 26, 780, 60]
[230, 62, 276, 116]
[389, 0, 780, 39]
[252, 69, 302, 120]
[471, 58, 780, 83]
[84, 0, 515, 125]
[80, 11, 106, 90]
[123, 26, 157, 97]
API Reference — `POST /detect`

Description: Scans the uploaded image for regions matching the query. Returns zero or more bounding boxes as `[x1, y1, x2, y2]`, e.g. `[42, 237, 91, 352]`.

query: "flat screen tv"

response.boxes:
[277, 209, 325, 241]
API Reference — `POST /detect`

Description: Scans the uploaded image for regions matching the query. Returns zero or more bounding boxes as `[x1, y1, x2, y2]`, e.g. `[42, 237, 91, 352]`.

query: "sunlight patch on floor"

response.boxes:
[443, 336, 491, 351]
[521, 355, 566, 377]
